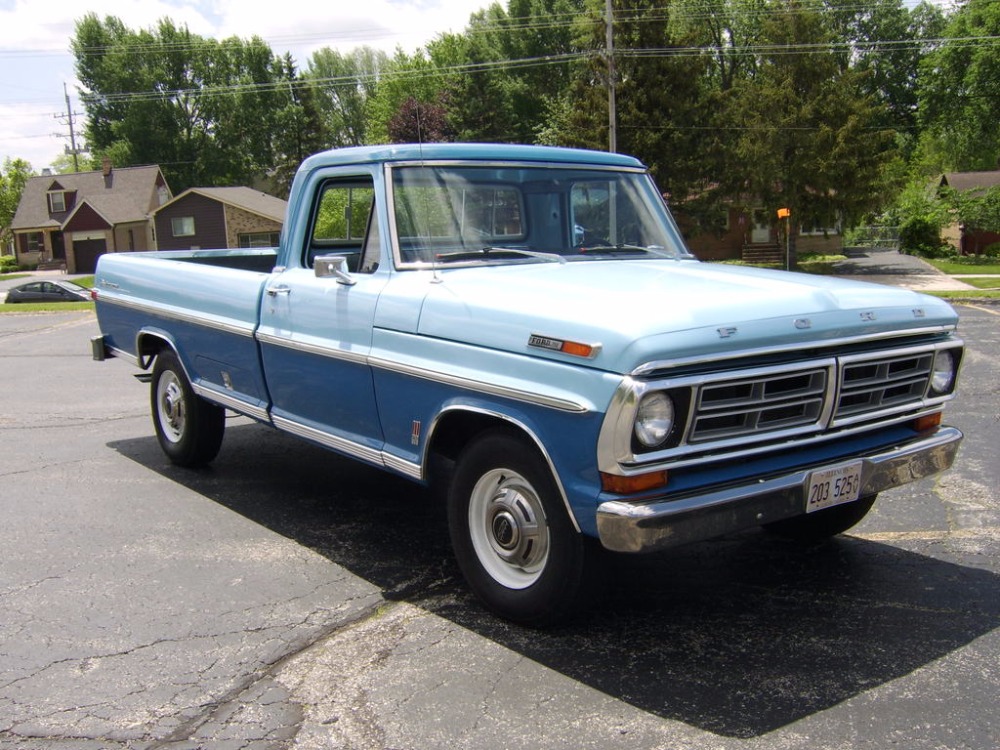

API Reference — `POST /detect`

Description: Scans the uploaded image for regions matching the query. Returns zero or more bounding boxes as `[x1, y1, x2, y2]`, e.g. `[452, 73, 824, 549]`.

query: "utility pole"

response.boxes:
[55, 83, 86, 172]
[606, 0, 616, 153]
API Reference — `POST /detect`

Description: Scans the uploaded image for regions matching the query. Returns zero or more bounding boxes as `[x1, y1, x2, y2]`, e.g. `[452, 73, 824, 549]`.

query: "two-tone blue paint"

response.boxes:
[93, 143, 964, 550]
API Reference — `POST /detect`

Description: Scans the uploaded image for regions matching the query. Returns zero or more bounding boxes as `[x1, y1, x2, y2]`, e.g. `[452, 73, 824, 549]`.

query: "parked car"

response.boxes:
[5, 280, 91, 304]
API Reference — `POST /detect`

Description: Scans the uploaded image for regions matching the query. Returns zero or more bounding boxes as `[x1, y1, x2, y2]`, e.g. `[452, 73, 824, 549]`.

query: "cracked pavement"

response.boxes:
[0, 306, 997, 750]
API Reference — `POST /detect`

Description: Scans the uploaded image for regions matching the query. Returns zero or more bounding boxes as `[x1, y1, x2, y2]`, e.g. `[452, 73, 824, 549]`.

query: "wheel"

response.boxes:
[150, 350, 225, 467]
[763, 494, 878, 543]
[447, 430, 592, 626]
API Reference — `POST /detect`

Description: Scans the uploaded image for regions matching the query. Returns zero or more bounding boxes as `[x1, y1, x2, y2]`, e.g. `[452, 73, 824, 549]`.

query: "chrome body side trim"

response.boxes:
[367, 355, 589, 414]
[597, 426, 963, 553]
[255, 331, 369, 366]
[272, 415, 385, 466]
[98, 292, 256, 338]
[191, 383, 270, 423]
[270, 414, 423, 480]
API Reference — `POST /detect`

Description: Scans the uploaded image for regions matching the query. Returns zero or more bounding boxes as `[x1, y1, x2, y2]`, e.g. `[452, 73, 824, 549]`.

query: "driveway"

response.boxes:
[832, 247, 975, 291]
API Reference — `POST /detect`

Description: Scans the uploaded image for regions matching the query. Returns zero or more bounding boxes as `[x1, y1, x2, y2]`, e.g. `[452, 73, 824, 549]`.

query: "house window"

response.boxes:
[171, 217, 195, 237]
[24, 232, 44, 253]
[238, 231, 280, 248]
[48, 191, 67, 213]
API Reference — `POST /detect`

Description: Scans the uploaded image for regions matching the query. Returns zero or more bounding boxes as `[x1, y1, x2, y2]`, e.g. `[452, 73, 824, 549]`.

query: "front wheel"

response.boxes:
[150, 350, 225, 467]
[763, 494, 879, 543]
[447, 431, 593, 626]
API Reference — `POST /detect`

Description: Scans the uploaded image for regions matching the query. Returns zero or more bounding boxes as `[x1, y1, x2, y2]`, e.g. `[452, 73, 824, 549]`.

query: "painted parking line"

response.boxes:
[957, 302, 1000, 316]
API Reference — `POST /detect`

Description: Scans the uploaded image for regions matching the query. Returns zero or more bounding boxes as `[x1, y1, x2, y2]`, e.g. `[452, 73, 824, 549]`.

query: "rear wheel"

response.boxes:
[447, 431, 592, 626]
[150, 350, 225, 467]
[764, 494, 878, 543]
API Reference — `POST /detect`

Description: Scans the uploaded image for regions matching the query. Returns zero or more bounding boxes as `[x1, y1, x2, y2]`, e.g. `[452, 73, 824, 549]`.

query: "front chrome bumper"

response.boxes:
[596, 427, 963, 553]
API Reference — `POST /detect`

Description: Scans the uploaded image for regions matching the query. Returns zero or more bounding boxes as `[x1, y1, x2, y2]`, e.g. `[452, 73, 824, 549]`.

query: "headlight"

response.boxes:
[930, 349, 957, 395]
[634, 391, 675, 448]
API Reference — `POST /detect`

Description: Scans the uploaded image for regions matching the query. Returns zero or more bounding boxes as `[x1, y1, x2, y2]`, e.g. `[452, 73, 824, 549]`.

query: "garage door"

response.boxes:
[73, 239, 107, 274]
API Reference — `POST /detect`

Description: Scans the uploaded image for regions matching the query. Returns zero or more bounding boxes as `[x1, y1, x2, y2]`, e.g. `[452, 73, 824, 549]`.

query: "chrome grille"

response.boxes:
[684, 348, 942, 445]
[834, 352, 934, 421]
[689, 368, 829, 442]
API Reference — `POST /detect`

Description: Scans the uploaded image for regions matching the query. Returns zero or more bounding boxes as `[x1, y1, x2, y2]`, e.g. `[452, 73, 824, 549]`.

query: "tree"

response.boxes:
[387, 95, 454, 142]
[917, 0, 1000, 171]
[1, 158, 34, 254]
[726, 0, 897, 266]
[365, 49, 451, 144]
[428, 0, 586, 143]
[306, 46, 388, 147]
[72, 14, 287, 192]
[270, 54, 329, 197]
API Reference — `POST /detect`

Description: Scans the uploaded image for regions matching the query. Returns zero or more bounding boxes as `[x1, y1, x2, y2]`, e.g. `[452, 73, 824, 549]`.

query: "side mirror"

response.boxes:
[314, 254, 356, 286]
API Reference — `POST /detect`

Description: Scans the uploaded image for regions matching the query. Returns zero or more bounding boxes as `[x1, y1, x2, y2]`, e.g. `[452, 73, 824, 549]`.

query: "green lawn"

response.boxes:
[0, 301, 94, 313]
[925, 258, 1000, 275]
[957, 277, 1000, 290]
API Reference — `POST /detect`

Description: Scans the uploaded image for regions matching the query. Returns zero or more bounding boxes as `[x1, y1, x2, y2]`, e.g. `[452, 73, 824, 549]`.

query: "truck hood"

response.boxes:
[415, 259, 959, 373]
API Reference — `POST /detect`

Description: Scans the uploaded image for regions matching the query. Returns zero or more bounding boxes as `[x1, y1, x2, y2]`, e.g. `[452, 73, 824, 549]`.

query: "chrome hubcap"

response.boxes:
[469, 469, 549, 589]
[157, 373, 185, 443]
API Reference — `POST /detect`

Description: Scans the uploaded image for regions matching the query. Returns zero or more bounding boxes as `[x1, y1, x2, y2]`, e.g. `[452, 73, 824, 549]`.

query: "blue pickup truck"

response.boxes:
[92, 143, 964, 624]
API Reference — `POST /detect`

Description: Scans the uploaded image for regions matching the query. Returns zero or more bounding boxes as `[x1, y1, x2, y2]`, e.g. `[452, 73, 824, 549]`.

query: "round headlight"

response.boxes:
[930, 349, 957, 395]
[634, 391, 675, 448]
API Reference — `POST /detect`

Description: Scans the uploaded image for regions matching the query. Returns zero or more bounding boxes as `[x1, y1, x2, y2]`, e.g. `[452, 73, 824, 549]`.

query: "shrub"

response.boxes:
[899, 216, 948, 257]
[0, 254, 18, 273]
[985, 242, 1000, 259]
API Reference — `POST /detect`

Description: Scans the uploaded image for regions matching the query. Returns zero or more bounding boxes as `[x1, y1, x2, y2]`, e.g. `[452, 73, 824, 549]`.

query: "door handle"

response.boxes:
[266, 285, 291, 297]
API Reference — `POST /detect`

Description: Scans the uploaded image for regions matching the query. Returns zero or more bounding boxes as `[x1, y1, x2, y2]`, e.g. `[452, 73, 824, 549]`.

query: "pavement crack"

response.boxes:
[145, 596, 392, 749]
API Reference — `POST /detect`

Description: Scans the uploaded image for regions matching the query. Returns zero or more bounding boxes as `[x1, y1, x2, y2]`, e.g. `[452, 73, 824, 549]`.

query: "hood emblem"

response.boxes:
[717, 326, 738, 339]
[794, 318, 812, 330]
[528, 334, 599, 358]
[860, 311, 877, 322]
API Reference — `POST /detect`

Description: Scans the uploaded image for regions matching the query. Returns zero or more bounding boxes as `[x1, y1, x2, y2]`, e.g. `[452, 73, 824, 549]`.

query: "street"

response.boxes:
[0, 304, 997, 750]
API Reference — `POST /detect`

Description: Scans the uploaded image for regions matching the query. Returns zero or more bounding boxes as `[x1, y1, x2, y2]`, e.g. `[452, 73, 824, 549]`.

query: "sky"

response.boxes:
[0, 0, 495, 171]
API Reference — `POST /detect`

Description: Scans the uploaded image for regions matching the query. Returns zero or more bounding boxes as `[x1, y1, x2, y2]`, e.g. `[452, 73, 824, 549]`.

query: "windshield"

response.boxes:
[390, 164, 693, 267]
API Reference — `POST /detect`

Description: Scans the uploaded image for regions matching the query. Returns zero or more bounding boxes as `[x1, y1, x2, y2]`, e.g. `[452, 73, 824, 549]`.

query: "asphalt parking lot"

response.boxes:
[0, 288, 997, 749]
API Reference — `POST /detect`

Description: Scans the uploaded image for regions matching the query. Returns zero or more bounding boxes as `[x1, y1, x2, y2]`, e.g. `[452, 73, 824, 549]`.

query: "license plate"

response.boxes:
[806, 461, 863, 513]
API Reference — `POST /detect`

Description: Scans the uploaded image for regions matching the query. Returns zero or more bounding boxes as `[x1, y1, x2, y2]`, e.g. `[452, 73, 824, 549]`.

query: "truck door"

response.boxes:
[257, 174, 389, 464]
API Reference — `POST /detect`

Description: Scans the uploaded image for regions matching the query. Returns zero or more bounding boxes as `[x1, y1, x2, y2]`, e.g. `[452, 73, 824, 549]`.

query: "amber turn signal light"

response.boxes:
[913, 412, 942, 433]
[601, 470, 669, 494]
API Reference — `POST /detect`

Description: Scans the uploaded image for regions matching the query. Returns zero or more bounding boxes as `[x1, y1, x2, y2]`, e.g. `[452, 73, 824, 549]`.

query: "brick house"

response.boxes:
[679, 204, 843, 263]
[939, 170, 1000, 255]
[153, 187, 287, 252]
[10, 161, 170, 273]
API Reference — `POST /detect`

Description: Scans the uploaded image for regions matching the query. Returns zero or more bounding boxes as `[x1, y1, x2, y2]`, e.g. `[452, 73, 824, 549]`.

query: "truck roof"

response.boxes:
[297, 143, 646, 171]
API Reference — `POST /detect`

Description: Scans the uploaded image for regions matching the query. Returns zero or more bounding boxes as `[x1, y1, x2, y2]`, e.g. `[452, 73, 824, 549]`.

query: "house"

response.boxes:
[939, 170, 1000, 255]
[153, 187, 287, 252]
[678, 204, 843, 264]
[10, 160, 170, 273]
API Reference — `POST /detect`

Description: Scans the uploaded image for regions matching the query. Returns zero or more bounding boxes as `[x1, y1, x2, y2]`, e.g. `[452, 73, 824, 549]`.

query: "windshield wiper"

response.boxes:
[435, 247, 566, 264]
[578, 244, 685, 259]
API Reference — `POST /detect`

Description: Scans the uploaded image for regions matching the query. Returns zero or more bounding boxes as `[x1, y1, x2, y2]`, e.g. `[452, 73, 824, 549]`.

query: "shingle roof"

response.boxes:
[11, 165, 167, 231]
[941, 171, 1000, 194]
[157, 187, 287, 223]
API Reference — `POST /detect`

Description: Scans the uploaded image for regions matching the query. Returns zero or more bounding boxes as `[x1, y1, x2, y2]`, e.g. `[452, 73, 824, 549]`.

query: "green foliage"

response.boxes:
[72, 14, 290, 192]
[0, 158, 34, 251]
[898, 215, 946, 256]
[0, 254, 20, 272]
[916, 0, 1000, 171]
